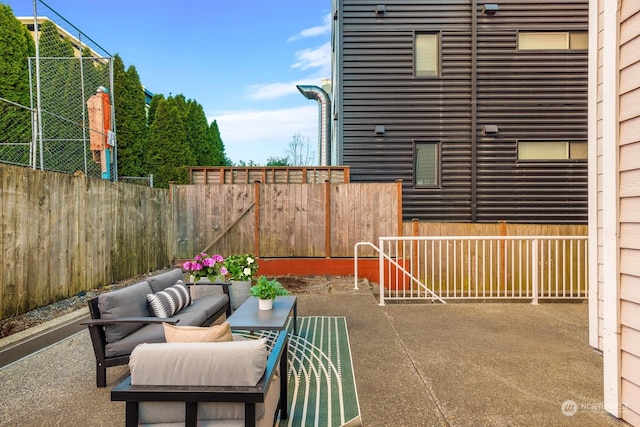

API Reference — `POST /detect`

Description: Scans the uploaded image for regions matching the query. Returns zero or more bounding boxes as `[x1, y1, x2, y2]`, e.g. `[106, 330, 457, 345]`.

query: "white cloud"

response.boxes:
[288, 13, 331, 41]
[245, 72, 328, 101]
[209, 106, 319, 165]
[292, 42, 331, 73]
[245, 81, 301, 100]
[243, 14, 331, 102]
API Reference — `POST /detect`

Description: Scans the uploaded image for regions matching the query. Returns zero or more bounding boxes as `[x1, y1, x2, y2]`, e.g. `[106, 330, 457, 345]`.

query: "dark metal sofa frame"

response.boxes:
[82, 282, 232, 388]
[111, 330, 289, 427]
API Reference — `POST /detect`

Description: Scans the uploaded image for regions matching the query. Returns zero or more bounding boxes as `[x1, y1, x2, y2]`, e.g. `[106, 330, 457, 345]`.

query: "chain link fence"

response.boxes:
[0, 96, 34, 167]
[0, 0, 119, 180]
[30, 56, 114, 178]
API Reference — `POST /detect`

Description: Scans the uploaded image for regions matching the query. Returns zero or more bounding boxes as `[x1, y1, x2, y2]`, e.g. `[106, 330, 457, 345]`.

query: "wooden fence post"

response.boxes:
[325, 180, 331, 258]
[396, 180, 403, 236]
[412, 218, 419, 279]
[254, 181, 261, 258]
[500, 220, 507, 292]
[396, 180, 404, 258]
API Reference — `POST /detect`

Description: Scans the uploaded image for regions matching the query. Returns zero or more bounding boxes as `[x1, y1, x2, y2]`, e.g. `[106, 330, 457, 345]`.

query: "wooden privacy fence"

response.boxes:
[2, 162, 591, 320]
[171, 181, 402, 260]
[0, 164, 171, 321]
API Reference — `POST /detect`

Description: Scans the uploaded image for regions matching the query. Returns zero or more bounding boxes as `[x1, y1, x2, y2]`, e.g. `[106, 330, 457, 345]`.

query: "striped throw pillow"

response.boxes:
[146, 281, 191, 318]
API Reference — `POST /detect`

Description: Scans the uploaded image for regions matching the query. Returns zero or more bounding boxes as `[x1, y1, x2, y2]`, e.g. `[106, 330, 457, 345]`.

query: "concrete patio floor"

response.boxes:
[0, 278, 626, 426]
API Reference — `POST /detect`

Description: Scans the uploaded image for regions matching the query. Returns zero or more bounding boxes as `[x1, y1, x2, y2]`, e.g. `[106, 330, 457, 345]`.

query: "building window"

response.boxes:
[517, 141, 587, 161]
[415, 142, 439, 186]
[415, 33, 440, 77]
[518, 32, 588, 50]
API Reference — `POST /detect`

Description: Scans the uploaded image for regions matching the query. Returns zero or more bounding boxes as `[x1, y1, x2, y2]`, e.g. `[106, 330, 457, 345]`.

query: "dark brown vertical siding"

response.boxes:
[337, 0, 588, 223]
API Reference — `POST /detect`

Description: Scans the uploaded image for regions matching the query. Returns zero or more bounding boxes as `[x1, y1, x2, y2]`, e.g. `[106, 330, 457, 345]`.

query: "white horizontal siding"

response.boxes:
[621, 275, 640, 304]
[618, 2, 640, 423]
[622, 378, 640, 426]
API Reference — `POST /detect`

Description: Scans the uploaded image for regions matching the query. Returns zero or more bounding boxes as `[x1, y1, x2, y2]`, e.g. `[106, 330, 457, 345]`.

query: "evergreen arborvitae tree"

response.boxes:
[146, 99, 195, 188]
[0, 4, 35, 163]
[147, 94, 164, 128]
[185, 100, 213, 165]
[113, 55, 148, 177]
[167, 94, 187, 119]
[208, 120, 230, 165]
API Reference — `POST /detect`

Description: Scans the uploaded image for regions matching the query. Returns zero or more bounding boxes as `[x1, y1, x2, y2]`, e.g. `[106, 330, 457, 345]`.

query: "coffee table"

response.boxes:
[227, 296, 298, 335]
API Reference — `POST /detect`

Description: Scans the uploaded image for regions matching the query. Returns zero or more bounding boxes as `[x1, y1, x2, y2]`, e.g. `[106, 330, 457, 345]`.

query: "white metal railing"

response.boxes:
[354, 241, 446, 303]
[355, 236, 588, 305]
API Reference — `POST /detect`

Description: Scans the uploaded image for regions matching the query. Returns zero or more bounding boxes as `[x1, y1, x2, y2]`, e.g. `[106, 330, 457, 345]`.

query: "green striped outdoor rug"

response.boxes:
[282, 316, 361, 427]
[247, 317, 361, 426]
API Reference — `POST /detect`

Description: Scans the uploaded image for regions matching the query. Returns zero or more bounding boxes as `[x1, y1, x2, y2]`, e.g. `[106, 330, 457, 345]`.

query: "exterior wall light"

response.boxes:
[375, 125, 386, 135]
[375, 4, 386, 16]
[483, 124, 499, 134]
[483, 4, 499, 15]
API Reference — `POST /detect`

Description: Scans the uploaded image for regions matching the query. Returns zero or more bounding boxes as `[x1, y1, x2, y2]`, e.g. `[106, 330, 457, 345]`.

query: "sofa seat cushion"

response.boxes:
[147, 268, 185, 293]
[98, 281, 153, 343]
[183, 293, 228, 320]
[146, 281, 191, 317]
[104, 309, 208, 358]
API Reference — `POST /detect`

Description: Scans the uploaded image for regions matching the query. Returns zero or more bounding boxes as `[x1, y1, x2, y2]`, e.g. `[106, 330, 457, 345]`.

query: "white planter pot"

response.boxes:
[229, 280, 251, 310]
[258, 298, 273, 310]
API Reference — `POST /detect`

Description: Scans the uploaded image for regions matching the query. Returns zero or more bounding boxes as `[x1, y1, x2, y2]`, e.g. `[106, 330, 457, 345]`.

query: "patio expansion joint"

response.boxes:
[382, 310, 452, 427]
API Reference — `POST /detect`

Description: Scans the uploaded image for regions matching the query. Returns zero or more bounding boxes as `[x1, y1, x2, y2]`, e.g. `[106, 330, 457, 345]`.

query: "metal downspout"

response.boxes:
[297, 85, 332, 166]
[471, 0, 478, 222]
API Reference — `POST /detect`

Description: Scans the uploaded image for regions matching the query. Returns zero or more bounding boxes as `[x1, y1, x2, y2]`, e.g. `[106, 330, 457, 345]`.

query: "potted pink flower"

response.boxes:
[182, 253, 227, 283]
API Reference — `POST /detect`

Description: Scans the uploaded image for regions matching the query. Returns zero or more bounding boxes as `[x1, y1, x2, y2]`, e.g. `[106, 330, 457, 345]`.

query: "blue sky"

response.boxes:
[4, 0, 331, 165]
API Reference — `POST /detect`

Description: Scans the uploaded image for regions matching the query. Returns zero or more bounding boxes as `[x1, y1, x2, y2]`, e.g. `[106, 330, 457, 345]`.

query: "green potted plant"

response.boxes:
[223, 254, 259, 310]
[250, 276, 289, 310]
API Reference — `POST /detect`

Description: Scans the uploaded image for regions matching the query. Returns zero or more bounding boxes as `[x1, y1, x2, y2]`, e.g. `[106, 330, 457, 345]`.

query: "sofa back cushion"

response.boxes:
[129, 338, 268, 387]
[147, 268, 185, 293]
[98, 281, 152, 343]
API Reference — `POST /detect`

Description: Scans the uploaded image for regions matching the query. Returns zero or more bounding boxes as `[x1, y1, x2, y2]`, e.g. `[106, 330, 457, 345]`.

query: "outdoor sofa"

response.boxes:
[82, 268, 231, 387]
[111, 330, 289, 427]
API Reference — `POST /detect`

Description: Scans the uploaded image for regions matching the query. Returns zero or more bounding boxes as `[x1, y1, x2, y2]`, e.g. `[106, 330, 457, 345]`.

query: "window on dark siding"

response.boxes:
[517, 141, 587, 161]
[415, 142, 439, 186]
[518, 32, 588, 50]
[415, 33, 440, 77]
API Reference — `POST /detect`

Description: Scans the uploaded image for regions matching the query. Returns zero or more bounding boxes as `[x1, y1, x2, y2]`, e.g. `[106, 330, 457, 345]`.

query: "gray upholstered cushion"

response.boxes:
[184, 293, 228, 320]
[104, 308, 208, 358]
[130, 339, 268, 386]
[130, 339, 272, 424]
[98, 281, 152, 343]
[147, 268, 185, 293]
